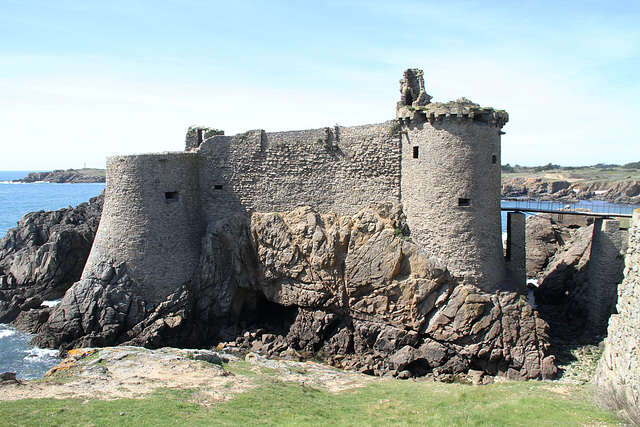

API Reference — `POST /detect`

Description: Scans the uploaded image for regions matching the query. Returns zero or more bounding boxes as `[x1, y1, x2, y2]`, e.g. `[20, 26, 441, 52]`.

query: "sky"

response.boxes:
[1, 0, 639, 170]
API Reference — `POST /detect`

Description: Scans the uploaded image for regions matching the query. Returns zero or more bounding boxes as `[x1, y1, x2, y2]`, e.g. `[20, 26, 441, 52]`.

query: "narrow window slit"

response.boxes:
[492, 155, 497, 164]
[165, 191, 179, 203]
[413, 146, 419, 159]
[214, 185, 223, 190]
[458, 198, 471, 207]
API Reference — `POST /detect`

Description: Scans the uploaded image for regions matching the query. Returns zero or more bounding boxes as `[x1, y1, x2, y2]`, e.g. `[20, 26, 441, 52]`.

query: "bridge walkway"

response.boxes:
[501, 200, 638, 218]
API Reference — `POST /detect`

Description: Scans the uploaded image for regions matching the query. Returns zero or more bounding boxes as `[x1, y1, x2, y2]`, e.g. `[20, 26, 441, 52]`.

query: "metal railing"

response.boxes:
[501, 199, 639, 218]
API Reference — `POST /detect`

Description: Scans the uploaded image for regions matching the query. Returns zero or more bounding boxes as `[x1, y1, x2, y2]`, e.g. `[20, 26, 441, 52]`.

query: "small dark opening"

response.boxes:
[214, 185, 223, 190]
[413, 146, 419, 159]
[165, 191, 179, 203]
[505, 213, 512, 261]
[473, 114, 489, 125]
[458, 198, 471, 207]
[404, 91, 413, 106]
[492, 155, 497, 164]
[197, 129, 204, 144]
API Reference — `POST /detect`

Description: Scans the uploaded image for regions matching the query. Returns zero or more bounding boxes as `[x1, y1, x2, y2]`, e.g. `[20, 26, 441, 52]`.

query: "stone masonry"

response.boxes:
[82, 69, 509, 306]
[594, 210, 640, 423]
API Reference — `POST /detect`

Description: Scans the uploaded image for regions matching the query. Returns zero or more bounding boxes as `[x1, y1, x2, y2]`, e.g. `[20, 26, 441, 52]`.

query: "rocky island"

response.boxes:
[13, 168, 105, 184]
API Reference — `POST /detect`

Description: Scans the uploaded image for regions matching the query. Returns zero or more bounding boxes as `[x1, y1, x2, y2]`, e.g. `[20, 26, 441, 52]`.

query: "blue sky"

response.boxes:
[1, 0, 638, 170]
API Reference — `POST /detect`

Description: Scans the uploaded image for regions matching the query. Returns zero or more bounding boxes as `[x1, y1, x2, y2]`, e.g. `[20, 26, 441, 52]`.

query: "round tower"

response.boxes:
[398, 69, 508, 290]
[82, 152, 203, 304]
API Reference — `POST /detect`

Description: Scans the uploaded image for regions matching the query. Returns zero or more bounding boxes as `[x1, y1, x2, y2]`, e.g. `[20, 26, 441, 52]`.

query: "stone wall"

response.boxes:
[585, 218, 628, 335]
[83, 69, 509, 306]
[594, 209, 640, 422]
[83, 153, 204, 304]
[399, 112, 505, 290]
[196, 123, 402, 223]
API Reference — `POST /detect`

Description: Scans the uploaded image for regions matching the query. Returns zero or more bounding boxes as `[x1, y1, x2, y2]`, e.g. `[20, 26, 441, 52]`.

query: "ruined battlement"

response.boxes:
[396, 69, 508, 128]
[83, 69, 508, 305]
[397, 98, 509, 127]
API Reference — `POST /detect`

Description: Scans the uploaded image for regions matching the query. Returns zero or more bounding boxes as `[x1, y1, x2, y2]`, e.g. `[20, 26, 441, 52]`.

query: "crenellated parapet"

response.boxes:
[397, 97, 509, 128]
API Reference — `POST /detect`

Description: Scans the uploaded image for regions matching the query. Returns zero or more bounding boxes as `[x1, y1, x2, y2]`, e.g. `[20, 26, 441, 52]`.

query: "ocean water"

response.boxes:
[0, 171, 105, 378]
[0, 171, 105, 236]
[0, 323, 60, 379]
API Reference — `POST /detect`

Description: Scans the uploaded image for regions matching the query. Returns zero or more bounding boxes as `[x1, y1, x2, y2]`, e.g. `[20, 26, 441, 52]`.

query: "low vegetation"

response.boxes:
[0, 363, 625, 426]
[76, 168, 106, 179]
[502, 162, 640, 182]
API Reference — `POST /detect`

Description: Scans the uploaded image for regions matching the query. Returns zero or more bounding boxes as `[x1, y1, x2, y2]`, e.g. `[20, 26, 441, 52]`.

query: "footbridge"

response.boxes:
[501, 199, 636, 335]
[501, 200, 638, 218]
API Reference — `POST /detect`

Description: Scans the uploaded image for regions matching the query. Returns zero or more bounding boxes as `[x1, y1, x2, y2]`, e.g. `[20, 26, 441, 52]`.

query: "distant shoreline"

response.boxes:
[12, 168, 105, 184]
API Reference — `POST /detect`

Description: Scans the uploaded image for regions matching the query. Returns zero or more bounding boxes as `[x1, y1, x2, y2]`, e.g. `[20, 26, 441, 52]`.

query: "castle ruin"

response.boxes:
[83, 69, 510, 304]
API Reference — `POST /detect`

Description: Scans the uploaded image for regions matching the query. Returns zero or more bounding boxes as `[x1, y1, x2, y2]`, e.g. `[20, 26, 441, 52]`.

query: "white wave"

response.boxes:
[42, 298, 62, 307]
[24, 347, 60, 360]
[0, 329, 17, 339]
[526, 278, 539, 287]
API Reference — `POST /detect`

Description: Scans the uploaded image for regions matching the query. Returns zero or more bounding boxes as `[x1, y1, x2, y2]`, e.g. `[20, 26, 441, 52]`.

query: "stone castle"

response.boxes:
[83, 69, 510, 303]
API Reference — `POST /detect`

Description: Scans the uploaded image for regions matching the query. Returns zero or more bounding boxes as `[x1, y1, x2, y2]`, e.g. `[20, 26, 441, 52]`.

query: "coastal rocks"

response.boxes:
[13, 169, 105, 184]
[502, 178, 572, 200]
[527, 211, 628, 354]
[572, 180, 640, 204]
[534, 223, 593, 306]
[525, 214, 572, 277]
[524, 213, 596, 342]
[33, 203, 555, 381]
[0, 194, 103, 324]
[0, 372, 20, 385]
[502, 177, 640, 204]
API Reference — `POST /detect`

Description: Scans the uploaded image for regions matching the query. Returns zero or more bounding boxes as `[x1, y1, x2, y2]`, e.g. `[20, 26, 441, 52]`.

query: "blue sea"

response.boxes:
[0, 171, 105, 378]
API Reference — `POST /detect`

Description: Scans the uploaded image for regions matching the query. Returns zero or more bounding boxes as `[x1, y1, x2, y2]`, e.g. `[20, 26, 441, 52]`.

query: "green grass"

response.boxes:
[76, 168, 106, 179]
[0, 377, 624, 426]
[502, 164, 640, 182]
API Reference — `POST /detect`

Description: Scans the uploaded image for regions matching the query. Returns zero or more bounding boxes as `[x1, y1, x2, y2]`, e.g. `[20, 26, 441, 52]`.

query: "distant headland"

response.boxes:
[13, 168, 106, 184]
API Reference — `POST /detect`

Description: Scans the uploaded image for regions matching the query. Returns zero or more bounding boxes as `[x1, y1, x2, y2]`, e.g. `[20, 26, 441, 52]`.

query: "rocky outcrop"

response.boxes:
[533, 223, 593, 306]
[525, 213, 595, 339]
[13, 169, 105, 184]
[527, 212, 628, 348]
[573, 180, 640, 204]
[33, 203, 555, 380]
[0, 194, 103, 325]
[502, 178, 640, 204]
[502, 178, 573, 200]
[525, 214, 574, 277]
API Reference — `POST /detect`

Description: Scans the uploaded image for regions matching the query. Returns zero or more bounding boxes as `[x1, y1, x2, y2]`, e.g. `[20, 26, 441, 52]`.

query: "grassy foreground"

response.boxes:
[0, 367, 624, 426]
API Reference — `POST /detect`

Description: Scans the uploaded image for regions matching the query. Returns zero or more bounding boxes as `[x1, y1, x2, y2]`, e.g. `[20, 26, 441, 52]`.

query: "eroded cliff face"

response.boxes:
[0, 195, 103, 324]
[502, 177, 640, 204]
[32, 203, 555, 381]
